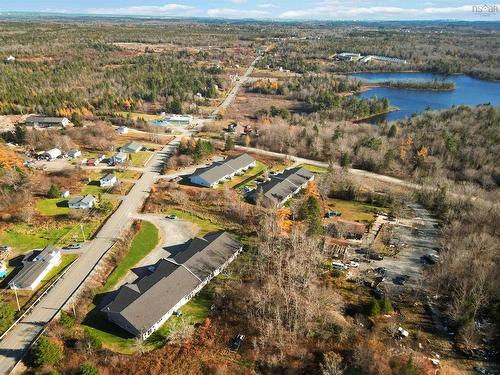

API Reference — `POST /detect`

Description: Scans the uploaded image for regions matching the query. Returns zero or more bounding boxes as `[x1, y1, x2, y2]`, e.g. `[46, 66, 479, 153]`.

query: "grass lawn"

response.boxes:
[0, 219, 103, 254]
[113, 169, 141, 180]
[129, 151, 153, 167]
[226, 161, 267, 189]
[147, 287, 212, 347]
[36, 198, 71, 216]
[300, 163, 328, 174]
[41, 254, 79, 284]
[115, 111, 160, 121]
[326, 199, 386, 224]
[166, 209, 222, 236]
[102, 221, 159, 291]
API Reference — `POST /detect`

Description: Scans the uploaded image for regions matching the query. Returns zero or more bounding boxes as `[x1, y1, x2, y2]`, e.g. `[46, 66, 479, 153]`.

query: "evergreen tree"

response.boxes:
[33, 336, 63, 367]
[47, 184, 60, 199]
[225, 136, 234, 151]
[302, 195, 323, 236]
[14, 125, 26, 144]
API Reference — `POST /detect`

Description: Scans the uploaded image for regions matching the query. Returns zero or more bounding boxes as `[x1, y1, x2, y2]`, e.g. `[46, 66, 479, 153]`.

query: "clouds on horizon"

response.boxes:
[15, 1, 500, 20]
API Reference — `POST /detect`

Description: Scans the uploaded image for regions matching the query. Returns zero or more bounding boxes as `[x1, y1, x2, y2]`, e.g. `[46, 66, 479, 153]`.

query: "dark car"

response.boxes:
[393, 275, 409, 285]
[369, 253, 384, 261]
[375, 267, 387, 277]
[230, 334, 245, 351]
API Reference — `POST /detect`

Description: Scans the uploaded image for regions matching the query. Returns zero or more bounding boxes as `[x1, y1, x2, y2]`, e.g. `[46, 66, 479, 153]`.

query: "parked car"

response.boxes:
[325, 210, 341, 218]
[63, 243, 82, 250]
[393, 275, 409, 285]
[230, 334, 245, 351]
[332, 261, 346, 270]
[369, 253, 384, 261]
[173, 310, 183, 317]
[0, 245, 10, 252]
[348, 261, 359, 268]
[375, 267, 387, 277]
[165, 214, 177, 220]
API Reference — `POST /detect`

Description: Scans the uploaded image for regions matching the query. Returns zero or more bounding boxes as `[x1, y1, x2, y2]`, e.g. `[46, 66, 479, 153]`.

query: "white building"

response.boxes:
[67, 149, 81, 158]
[189, 153, 256, 188]
[102, 232, 242, 339]
[99, 173, 117, 187]
[9, 246, 61, 291]
[116, 126, 129, 134]
[113, 152, 127, 164]
[43, 148, 62, 160]
[165, 114, 193, 125]
[68, 194, 96, 209]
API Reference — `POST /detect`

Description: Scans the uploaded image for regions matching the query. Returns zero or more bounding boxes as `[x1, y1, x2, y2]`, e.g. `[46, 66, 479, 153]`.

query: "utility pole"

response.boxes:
[13, 285, 20, 312]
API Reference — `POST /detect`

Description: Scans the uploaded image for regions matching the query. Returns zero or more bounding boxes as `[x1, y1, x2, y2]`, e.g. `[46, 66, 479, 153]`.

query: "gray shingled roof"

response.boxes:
[100, 173, 116, 182]
[24, 116, 67, 124]
[9, 246, 60, 289]
[68, 194, 95, 206]
[250, 167, 314, 204]
[102, 231, 241, 336]
[190, 153, 255, 186]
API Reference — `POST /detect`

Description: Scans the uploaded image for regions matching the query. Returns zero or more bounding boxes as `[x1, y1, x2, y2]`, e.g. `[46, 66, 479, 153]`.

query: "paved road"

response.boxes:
[0, 140, 179, 374]
[213, 54, 261, 115]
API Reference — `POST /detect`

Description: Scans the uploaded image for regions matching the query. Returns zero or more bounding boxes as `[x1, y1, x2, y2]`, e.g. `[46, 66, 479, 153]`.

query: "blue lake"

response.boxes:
[350, 72, 500, 123]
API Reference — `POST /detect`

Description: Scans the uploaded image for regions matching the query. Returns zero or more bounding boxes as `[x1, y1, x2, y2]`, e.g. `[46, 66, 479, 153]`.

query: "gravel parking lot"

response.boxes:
[359, 203, 440, 295]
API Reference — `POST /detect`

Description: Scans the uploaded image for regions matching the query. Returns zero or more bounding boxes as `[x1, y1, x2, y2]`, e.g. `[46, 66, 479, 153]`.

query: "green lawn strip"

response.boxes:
[229, 161, 267, 190]
[36, 198, 70, 216]
[102, 221, 159, 291]
[115, 111, 160, 121]
[147, 287, 213, 348]
[113, 169, 141, 180]
[166, 209, 223, 236]
[129, 151, 153, 167]
[299, 163, 328, 174]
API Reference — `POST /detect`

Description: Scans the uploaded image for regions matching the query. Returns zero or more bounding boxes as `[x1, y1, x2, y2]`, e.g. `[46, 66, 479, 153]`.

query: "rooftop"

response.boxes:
[191, 153, 255, 185]
[103, 231, 241, 335]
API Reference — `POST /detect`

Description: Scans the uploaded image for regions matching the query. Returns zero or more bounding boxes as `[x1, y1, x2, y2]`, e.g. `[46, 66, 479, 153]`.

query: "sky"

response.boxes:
[2, 0, 499, 21]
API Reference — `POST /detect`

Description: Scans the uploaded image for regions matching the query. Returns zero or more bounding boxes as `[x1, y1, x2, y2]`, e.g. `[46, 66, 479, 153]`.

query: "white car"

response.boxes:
[349, 261, 360, 268]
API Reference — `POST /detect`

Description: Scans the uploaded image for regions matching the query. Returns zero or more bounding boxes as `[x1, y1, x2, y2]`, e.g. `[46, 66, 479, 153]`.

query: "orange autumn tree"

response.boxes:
[277, 207, 293, 234]
[304, 180, 325, 213]
[0, 145, 23, 169]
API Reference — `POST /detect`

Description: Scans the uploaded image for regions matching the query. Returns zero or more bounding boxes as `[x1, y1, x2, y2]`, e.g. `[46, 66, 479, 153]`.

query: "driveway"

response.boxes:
[114, 213, 197, 288]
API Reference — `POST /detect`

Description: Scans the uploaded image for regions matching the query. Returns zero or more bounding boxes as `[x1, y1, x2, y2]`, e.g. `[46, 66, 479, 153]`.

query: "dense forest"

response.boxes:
[258, 25, 500, 80]
[253, 105, 499, 189]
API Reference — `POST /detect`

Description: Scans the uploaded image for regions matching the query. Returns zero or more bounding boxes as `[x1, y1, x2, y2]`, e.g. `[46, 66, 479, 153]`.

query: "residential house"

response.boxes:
[100, 173, 117, 187]
[61, 190, 70, 198]
[24, 116, 70, 128]
[43, 148, 62, 160]
[5, 55, 15, 62]
[102, 231, 242, 339]
[67, 149, 81, 158]
[189, 153, 256, 188]
[120, 142, 143, 153]
[9, 246, 61, 290]
[248, 167, 314, 207]
[116, 126, 129, 134]
[68, 194, 96, 209]
[113, 152, 127, 164]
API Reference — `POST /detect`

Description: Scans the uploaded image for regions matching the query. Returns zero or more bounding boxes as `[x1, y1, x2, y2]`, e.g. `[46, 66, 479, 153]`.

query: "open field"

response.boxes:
[224, 92, 302, 124]
[325, 198, 386, 224]
[115, 111, 161, 121]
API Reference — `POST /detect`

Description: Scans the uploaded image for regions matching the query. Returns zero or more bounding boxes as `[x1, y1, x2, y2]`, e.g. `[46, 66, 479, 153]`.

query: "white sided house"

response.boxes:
[99, 173, 117, 187]
[113, 152, 127, 164]
[116, 126, 129, 134]
[102, 231, 242, 339]
[189, 153, 256, 188]
[9, 246, 61, 291]
[165, 114, 193, 125]
[67, 149, 81, 159]
[68, 194, 96, 209]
